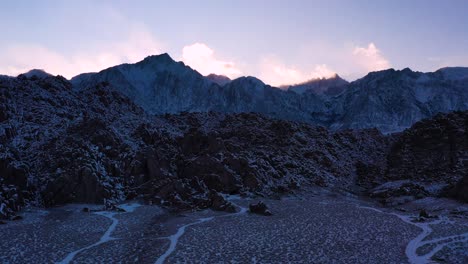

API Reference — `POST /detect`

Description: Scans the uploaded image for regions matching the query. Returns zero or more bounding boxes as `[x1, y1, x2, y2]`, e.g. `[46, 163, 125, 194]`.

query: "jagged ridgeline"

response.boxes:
[0, 54, 467, 219]
[72, 54, 468, 132]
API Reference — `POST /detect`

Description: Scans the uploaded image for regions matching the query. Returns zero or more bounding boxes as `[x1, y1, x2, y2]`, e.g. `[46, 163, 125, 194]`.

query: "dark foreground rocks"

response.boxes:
[249, 201, 272, 216]
[0, 74, 467, 216]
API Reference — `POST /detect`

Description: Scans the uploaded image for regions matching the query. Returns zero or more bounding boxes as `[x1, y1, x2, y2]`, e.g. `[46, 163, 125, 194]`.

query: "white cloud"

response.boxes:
[0, 27, 162, 79]
[0, 31, 391, 85]
[352, 43, 390, 72]
[181, 43, 242, 78]
[259, 56, 336, 87]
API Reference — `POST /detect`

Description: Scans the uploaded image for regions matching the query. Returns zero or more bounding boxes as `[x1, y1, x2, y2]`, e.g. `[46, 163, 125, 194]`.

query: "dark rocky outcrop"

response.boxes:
[0, 73, 466, 218]
[449, 175, 468, 203]
[385, 111, 468, 199]
[249, 201, 272, 216]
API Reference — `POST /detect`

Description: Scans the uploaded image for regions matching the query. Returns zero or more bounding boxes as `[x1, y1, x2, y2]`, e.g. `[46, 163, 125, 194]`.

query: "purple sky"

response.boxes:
[1, 0, 467, 85]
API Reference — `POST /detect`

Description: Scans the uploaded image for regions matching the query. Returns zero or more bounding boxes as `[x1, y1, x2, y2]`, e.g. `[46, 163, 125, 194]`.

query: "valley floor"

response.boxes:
[0, 190, 467, 264]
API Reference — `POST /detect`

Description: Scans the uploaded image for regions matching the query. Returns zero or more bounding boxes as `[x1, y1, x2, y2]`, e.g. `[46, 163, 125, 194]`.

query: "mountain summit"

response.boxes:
[206, 73, 231, 86]
[286, 74, 349, 95]
[20, 69, 53, 79]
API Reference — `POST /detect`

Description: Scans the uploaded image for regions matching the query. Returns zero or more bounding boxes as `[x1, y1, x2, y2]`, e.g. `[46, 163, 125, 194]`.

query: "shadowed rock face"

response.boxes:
[0, 73, 466, 218]
[249, 201, 272, 216]
[387, 111, 467, 182]
[385, 111, 468, 201]
[450, 175, 468, 202]
[71, 55, 468, 133]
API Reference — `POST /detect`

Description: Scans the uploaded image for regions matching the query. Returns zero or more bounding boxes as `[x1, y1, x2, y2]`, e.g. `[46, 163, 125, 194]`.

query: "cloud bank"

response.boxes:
[0, 28, 162, 79]
[181, 43, 242, 78]
[259, 57, 336, 87]
[0, 32, 391, 86]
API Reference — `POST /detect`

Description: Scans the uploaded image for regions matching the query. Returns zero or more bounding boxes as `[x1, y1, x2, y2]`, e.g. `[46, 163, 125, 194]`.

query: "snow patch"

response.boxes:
[117, 202, 141, 213]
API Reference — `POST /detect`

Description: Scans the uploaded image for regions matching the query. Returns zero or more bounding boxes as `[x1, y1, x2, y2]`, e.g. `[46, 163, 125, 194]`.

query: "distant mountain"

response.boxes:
[20, 69, 53, 79]
[206, 73, 231, 86]
[70, 54, 322, 120]
[328, 68, 468, 132]
[72, 53, 221, 114]
[435, 67, 468, 81]
[70, 54, 468, 132]
[0, 63, 467, 220]
[286, 74, 349, 95]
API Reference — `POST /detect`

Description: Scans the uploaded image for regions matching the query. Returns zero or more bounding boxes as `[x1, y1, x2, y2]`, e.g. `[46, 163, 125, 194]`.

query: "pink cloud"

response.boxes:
[0, 28, 162, 78]
[259, 56, 336, 87]
[352, 43, 391, 72]
[181, 43, 242, 78]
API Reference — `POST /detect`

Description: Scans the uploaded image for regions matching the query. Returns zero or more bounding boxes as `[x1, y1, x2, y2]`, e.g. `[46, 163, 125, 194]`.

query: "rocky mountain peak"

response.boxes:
[287, 74, 349, 95]
[20, 69, 53, 79]
[206, 74, 231, 86]
[139, 53, 175, 65]
[233, 76, 265, 85]
[67, 55, 467, 133]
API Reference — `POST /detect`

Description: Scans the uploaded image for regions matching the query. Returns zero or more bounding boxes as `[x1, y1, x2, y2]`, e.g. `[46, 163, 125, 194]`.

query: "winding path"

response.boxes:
[56, 203, 141, 264]
[358, 206, 468, 264]
[154, 196, 248, 264]
[55, 199, 467, 264]
[154, 216, 214, 264]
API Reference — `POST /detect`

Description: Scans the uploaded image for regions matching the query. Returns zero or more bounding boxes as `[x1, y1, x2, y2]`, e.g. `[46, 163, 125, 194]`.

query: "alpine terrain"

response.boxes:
[0, 54, 467, 263]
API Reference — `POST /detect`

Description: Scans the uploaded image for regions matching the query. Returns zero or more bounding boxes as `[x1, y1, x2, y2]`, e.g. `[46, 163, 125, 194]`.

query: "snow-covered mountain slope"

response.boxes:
[71, 54, 468, 133]
[71, 54, 327, 123]
[328, 68, 468, 132]
[286, 74, 349, 95]
[71, 54, 223, 114]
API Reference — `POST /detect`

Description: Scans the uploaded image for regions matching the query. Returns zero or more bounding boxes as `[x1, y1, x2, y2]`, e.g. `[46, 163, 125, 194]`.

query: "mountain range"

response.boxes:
[69, 53, 468, 133]
[0, 53, 467, 220]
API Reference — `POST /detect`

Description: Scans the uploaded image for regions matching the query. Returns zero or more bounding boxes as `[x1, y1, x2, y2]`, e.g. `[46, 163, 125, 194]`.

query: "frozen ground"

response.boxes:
[0, 191, 467, 264]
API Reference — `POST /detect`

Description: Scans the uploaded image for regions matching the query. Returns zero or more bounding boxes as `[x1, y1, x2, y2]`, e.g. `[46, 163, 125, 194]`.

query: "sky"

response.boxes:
[1, 0, 467, 86]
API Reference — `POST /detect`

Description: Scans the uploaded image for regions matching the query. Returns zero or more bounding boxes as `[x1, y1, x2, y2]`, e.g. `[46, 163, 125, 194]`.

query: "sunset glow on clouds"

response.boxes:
[0, 2, 399, 85]
[259, 56, 336, 87]
[0, 1, 466, 84]
[181, 43, 242, 78]
[0, 29, 162, 78]
[353, 42, 391, 72]
[0, 36, 391, 87]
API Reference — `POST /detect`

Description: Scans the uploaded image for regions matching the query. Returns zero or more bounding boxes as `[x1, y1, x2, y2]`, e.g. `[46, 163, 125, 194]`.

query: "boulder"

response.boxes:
[369, 181, 429, 205]
[10, 215, 23, 221]
[419, 209, 430, 218]
[209, 191, 236, 212]
[249, 201, 272, 216]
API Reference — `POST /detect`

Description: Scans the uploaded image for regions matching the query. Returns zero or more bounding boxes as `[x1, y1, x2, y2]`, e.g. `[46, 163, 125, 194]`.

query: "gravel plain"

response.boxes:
[0, 191, 467, 264]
